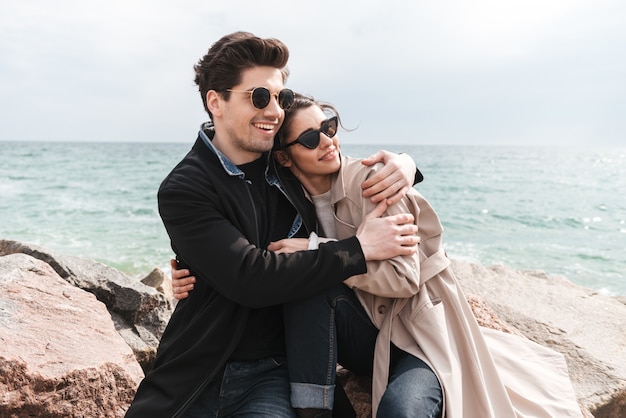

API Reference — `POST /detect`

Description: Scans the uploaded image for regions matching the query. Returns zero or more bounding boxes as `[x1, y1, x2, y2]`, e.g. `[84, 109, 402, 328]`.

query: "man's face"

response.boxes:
[210, 66, 286, 165]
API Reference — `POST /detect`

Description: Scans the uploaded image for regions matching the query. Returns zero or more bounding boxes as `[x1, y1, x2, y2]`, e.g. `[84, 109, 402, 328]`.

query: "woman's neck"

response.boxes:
[296, 173, 332, 196]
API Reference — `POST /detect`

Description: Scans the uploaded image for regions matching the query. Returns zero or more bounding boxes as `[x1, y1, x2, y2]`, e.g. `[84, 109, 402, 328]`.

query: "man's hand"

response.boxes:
[267, 238, 309, 254]
[170, 258, 195, 301]
[356, 201, 419, 261]
[361, 151, 417, 205]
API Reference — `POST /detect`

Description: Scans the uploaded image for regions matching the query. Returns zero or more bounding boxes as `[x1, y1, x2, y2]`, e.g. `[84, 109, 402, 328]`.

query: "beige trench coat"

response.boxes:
[328, 157, 581, 417]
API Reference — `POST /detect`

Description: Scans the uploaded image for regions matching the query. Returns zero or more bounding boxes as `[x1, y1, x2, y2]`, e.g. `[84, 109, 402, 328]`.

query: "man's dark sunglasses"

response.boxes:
[227, 87, 295, 110]
[282, 116, 339, 149]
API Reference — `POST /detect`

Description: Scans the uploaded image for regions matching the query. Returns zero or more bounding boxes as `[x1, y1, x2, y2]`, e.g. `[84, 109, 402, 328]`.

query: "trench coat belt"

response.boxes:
[370, 247, 450, 416]
[420, 248, 451, 284]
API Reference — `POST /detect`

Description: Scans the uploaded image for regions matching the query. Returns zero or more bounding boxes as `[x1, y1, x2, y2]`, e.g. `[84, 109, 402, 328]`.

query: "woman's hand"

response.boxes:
[267, 238, 310, 254]
[170, 258, 195, 301]
[360, 151, 417, 205]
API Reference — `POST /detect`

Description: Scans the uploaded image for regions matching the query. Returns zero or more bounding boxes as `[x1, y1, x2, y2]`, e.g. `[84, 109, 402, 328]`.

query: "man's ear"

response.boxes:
[206, 90, 222, 117]
[273, 150, 292, 168]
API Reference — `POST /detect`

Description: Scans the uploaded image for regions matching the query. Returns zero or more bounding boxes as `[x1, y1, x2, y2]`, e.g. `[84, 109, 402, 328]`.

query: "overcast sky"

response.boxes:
[1, 0, 624, 146]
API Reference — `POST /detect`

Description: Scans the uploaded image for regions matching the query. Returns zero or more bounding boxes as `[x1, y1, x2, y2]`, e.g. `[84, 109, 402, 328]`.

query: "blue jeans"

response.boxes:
[284, 284, 442, 418]
[183, 356, 295, 417]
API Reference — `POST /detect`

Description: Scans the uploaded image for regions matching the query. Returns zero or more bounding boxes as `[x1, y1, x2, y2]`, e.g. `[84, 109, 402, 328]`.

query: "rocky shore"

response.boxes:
[1, 239, 624, 417]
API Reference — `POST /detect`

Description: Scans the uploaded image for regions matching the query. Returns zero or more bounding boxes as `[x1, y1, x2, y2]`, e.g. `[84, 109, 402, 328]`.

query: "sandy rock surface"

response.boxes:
[0, 253, 144, 417]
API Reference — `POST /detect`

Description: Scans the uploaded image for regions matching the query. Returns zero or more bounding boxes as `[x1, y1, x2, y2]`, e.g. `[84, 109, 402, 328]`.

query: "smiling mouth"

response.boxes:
[320, 149, 337, 161]
[254, 123, 274, 131]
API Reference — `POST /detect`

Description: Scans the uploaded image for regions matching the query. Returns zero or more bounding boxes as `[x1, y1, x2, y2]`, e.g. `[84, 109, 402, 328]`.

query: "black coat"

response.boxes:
[125, 135, 367, 417]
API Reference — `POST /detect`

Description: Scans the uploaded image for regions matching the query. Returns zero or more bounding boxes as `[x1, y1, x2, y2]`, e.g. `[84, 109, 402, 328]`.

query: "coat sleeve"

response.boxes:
[343, 196, 423, 298]
[341, 162, 425, 298]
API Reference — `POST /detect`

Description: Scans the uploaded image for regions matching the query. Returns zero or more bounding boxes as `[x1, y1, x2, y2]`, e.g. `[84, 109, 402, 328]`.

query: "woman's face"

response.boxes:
[277, 105, 341, 195]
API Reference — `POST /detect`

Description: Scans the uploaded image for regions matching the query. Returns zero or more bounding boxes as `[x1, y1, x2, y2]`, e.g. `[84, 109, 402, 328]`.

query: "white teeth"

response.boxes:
[254, 123, 273, 130]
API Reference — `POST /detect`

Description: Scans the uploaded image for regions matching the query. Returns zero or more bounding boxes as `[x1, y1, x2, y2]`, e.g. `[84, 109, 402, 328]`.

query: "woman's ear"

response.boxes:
[273, 150, 292, 168]
[206, 90, 222, 117]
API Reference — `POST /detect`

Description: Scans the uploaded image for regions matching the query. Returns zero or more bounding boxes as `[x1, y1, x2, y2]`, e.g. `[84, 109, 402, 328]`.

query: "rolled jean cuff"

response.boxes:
[290, 382, 335, 409]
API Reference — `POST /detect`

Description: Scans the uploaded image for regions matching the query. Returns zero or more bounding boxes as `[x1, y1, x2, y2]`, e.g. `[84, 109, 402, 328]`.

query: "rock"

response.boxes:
[464, 294, 524, 336]
[141, 267, 174, 303]
[451, 259, 626, 418]
[0, 253, 144, 417]
[337, 368, 372, 418]
[0, 239, 173, 372]
[140, 267, 165, 289]
[1, 239, 621, 416]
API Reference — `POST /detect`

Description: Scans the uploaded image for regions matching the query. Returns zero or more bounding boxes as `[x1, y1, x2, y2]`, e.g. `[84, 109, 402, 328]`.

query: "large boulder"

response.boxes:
[451, 259, 626, 418]
[0, 239, 173, 372]
[2, 239, 622, 417]
[0, 253, 144, 417]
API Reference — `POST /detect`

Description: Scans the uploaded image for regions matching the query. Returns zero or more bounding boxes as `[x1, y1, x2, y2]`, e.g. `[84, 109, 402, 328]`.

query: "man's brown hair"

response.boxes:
[194, 31, 290, 118]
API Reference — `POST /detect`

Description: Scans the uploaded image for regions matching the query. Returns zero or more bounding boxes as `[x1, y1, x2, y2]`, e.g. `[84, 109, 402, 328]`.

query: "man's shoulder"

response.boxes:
[159, 139, 220, 192]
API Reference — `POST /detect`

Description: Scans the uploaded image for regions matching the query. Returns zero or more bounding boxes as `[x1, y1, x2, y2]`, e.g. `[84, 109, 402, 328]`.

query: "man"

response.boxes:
[125, 31, 420, 418]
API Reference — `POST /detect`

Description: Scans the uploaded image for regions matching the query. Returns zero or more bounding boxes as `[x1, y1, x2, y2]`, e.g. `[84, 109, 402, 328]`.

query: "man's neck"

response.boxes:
[211, 134, 263, 165]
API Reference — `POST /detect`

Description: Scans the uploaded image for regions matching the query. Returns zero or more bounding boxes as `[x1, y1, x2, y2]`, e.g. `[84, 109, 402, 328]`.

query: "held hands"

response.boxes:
[170, 258, 195, 301]
[361, 151, 417, 205]
[356, 201, 419, 261]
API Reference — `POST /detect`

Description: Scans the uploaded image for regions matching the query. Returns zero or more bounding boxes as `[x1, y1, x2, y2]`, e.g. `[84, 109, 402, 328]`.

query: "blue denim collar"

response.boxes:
[198, 123, 245, 179]
[198, 122, 278, 185]
[198, 121, 302, 238]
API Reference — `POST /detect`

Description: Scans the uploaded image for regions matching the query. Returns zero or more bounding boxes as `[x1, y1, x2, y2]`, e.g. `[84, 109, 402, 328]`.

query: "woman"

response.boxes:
[268, 97, 443, 418]
[174, 95, 583, 418]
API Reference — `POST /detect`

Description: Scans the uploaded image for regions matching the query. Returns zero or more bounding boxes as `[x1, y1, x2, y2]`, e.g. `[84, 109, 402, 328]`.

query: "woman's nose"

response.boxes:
[320, 131, 336, 148]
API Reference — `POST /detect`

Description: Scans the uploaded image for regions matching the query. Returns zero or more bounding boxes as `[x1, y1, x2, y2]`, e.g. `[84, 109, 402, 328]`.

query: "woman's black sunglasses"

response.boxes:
[282, 116, 339, 150]
[227, 87, 295, 110]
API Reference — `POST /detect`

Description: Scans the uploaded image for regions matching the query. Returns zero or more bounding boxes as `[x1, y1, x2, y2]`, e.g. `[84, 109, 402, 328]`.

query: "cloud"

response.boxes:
[0, 0, 624, 145]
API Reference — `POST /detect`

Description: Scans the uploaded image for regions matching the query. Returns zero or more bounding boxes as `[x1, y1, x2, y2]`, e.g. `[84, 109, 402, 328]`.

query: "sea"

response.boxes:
[1, 141, 624, 296]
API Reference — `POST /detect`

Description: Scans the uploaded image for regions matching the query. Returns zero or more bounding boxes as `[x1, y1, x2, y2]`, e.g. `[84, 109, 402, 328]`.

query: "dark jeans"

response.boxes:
[183, 356, 295, 418]
[284, 284, 442, 418]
